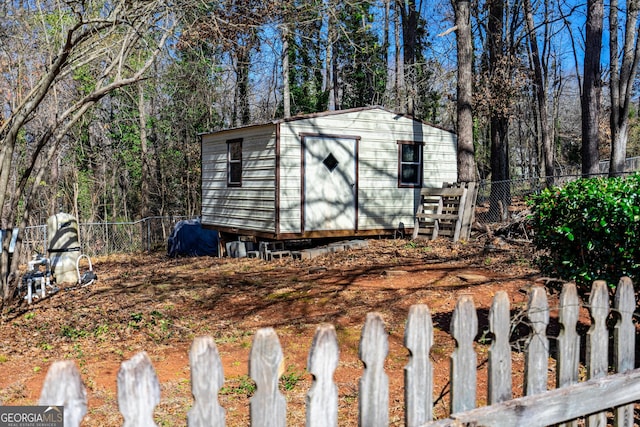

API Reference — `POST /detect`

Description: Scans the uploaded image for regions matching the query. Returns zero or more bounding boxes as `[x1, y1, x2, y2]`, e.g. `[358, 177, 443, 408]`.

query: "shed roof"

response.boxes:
[198, 106, 455, 137]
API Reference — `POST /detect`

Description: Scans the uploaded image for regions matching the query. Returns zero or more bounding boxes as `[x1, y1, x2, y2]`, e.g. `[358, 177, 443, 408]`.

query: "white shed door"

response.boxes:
[304, 136, 357, 231]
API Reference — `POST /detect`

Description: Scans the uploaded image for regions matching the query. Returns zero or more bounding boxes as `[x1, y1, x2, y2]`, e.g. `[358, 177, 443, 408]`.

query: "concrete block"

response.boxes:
[346, 239, 369, 249]
[328, 243, 345, 252]
[297, 247, 329, 259]
[226, 241, 246, 258]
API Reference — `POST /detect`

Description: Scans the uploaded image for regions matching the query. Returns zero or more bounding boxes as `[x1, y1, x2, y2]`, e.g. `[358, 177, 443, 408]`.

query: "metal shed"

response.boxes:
[200, 106, 457, 241]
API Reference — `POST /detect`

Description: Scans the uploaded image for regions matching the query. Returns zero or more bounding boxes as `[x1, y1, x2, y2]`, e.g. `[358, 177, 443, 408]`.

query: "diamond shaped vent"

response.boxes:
[323, 153, 339, 172]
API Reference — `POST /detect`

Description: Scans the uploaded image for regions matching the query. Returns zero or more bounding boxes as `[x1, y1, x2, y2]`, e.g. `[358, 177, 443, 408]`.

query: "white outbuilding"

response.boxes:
[200, 106, 457, 241]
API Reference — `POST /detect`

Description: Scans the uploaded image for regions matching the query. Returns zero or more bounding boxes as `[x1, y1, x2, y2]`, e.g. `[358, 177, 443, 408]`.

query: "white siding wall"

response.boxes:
[277, 143, 303, 234]
[201, 125, 277, 233]
[278, 109, 457, 234]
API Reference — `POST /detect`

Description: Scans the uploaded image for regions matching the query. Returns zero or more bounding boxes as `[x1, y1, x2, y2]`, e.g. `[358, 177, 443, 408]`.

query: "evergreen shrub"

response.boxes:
[528, 173, 640, 292]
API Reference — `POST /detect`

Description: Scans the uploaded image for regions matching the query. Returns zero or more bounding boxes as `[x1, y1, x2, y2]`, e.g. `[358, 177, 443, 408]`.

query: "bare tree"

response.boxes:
[0, 0, 176, 302]
[524, 0, 554, 184]
[282, 21, 291, 118]
[139, 84, 152, 219]
[608, 0, 640, 176]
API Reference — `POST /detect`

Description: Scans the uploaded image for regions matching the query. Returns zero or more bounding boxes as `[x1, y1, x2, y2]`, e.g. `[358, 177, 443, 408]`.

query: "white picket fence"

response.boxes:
[38, 278, 640, 426]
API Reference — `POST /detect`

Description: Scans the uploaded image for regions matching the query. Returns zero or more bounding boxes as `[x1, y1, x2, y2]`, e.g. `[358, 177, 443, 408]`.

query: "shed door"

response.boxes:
[303, 136, 357, 231]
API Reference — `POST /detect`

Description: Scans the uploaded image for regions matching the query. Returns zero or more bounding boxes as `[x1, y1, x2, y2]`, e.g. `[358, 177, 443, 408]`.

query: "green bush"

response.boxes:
[528, 174, 640, 291]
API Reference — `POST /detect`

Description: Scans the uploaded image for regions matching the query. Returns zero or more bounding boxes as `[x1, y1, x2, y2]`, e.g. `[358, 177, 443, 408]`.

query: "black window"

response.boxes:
[227, 138, 242, 187]
[398, 141, 422, 187]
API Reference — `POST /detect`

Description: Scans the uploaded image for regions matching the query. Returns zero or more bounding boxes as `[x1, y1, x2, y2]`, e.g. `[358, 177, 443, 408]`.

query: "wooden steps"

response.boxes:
[413, 182, 478, 242]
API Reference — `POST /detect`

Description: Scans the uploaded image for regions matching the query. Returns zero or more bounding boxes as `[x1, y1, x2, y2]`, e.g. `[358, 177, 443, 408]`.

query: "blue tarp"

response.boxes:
[167, 219, 219, 258]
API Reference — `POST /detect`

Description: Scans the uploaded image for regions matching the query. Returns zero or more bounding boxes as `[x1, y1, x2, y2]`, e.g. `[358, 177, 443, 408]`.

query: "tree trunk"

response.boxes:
[139, 84, 151, 219]
[48, 156, 60, 217]
[524, 0, 554, 185]
[487, 0, 511, 221]
[609, 0, 640, 177]
[399, 0, 418, 115]
[383, 0, 392, 103]
[325, 6, 336, 111]
[234, 47, 251, 126]
[0, 229, 13, 303]
[489, 117, 511, 221]
[394, 1, 404, 111]
[454, 0, 476, 182]
[282, 22, 291, 118]
[582, 0, 604, 177]
[609, 0, 621, 176]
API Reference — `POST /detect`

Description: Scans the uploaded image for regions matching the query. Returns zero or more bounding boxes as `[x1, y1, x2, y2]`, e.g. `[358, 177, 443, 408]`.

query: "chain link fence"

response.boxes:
[475, 175, 568, 226]
[475, 172, 638, 227]
[11, 171, 639, 264]
[18, 216, 195, 265]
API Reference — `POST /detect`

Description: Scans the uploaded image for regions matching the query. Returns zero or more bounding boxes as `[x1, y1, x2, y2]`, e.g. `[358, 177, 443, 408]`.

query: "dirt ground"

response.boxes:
[0, 237, 543, 426]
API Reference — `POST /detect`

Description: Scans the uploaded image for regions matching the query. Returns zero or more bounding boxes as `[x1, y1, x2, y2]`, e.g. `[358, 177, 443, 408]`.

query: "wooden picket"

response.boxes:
[37, 279, 640, 426]
[359, 313, 389, 427]
[250, 328, 286, 427]
[307, 324, 339, 427]
[556, 283, 580, 427]
[404, 304, 434, 425]
[188, 336, 225, 427]
[488, 291, 511, 404]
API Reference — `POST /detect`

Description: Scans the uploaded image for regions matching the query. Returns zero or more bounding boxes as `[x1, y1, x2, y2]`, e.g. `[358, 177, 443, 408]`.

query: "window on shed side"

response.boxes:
[227, 138, 242, 187]
[398, 141, 423, 187]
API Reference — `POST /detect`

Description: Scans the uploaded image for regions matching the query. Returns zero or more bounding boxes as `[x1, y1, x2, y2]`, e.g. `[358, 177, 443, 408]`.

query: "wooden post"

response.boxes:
[459, 182, 478, 240]
[432, 197, 443, 239]
[452, 186, 467, 241]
